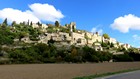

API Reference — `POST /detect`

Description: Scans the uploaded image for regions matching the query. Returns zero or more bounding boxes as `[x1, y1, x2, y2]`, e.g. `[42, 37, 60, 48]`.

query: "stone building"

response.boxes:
[85, 32, 102, 46]
[122, 44, 131, 50]
[71, 32, 86, 46]
[69, 22, 76, 32]
[109, 38, 117, 44]
[32, 23, 48, 29]
[15, 21, 132, 51]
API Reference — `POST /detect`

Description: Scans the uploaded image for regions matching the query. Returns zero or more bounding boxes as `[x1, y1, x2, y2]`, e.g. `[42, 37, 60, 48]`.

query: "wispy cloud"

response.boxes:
[91, 24, 103, 35]
[111, 14, 140, 33]
[0, 3, 64, 23]
[132, 34, 140, 47]
[29, 3, 64, 22]
[133, 34, 140, 41]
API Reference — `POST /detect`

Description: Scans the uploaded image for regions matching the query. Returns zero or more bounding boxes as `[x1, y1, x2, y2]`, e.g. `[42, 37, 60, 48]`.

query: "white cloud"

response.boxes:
[111, 14, 140, 33]
[0, 8, 40, 23]
[132, 34, 140, 47]
[91, 28, 96, 33]
[29, 3, 64, 22]
[0, 3, 64, 23]
[91, 25, 103, 35]
[97, 29, 103, 35]
[133, 34, 140, 41]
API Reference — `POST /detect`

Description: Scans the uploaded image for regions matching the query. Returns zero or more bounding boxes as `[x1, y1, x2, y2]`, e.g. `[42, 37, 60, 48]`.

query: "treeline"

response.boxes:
[113, 48, 140, 62]
[0, 43, 113, 64]
[0, 43, 139, 64]
[0, 18, 43, 46]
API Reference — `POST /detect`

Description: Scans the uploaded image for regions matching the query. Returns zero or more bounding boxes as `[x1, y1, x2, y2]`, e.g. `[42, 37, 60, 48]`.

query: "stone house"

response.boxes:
[14, 21, 132, 51]
[72, 32, 86, 46]
[32, 23, 48, 29]
[86, 32, 102, 46]
[93, 42, 103, 51]
[109, 38, 117, 44]
[122, 44, 131, 50]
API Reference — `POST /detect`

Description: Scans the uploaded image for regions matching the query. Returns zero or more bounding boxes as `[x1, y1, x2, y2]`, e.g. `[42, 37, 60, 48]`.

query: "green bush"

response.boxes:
[113, 54, 133, 62]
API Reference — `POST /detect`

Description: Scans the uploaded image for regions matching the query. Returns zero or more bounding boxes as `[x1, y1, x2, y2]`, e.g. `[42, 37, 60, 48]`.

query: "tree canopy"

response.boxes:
[55, 21, 60, 27]
[103, 33, 110, 39]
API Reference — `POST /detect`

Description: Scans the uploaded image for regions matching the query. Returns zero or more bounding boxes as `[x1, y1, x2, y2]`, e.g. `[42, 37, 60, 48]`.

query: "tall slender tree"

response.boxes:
[11, 21, 16, 26]
[3, 18, 8, 26]
[55, 21, 60, 27]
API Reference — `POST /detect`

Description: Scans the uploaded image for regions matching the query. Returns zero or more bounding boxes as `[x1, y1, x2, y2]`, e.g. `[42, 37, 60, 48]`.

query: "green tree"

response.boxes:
[29, 28, 40, 41]
[110, 42, 114, 48]
[113, 54, 133, 62]
[55, 21, 60, 27]
[9, 49, 29, 63]
[19, 32, 28, 41]
[2, 18, 8, 26]
[1, 18, 8, 29]
[100, 51, 112, 62]
[48, 37, 55, 46]
[30, 21, 33, 26]
[0, 27, 14, 45]
[11, 21, 16, 26]
[101, 41, 108, 47]
[103, 33, 110, 39]
[82, 46, 99, 62]
[37, 21, 41, 26]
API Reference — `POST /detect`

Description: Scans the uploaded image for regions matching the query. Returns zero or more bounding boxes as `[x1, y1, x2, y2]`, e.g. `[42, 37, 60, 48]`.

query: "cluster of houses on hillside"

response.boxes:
[16, 22, 131, 51]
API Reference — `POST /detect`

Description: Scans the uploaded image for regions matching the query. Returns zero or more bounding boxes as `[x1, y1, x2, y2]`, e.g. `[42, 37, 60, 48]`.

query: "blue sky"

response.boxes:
[0, 0, 140, 47]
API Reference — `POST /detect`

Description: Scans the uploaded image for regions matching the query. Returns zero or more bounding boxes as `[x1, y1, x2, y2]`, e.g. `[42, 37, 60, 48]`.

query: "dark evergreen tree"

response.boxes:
[55, 21, 60, 27]
[48, 36, 55, 46]
[30, 21, 33, 26]
[110, 42, 114, 48]
[11, 21, 16, 26]
[2, 18, 8, 26]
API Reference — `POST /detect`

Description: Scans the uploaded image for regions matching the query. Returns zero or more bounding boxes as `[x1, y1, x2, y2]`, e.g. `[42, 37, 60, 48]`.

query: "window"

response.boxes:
[77, 38, 81, 43]
[72, 25, 75, 29]
[62, 35, 66, 40]
[44, 33, 47, 36]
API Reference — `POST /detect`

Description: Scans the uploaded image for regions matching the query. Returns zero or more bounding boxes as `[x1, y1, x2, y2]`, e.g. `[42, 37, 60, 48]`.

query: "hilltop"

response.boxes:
[0, 19, 139, 64]
[3, 19, 131, 50]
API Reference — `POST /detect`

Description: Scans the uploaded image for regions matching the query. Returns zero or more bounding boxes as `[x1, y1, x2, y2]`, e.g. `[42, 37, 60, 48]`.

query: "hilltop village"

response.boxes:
[13, 21, 131, 52]
[0, 19, 140, 64]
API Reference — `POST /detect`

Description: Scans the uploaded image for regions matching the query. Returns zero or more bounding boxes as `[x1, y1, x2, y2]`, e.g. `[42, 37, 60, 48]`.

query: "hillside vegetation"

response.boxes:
[0, 19, 139, 64]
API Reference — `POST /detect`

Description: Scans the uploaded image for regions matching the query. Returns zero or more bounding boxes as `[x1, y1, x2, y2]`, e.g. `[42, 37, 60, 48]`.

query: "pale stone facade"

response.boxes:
[93, 42, 103, 51]
[72, 32, 86, 46]
[109, 38, 117, 44]
[38, 32, 72, 46]
[32, 23, 39, 29]
[70, 22, 76, 32]
[15, 22, 132, 51]
[41, 24, 48, 29]
[85, 32, 102, 46]
[122, 44, 131, 50]
[32, 23, 48, 29]
[93, 34, 102, 42]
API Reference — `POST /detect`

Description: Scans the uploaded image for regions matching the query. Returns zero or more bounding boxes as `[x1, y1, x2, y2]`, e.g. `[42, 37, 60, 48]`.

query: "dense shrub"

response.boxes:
[113, 54, 133, 62]
[128, 53, 140, 61]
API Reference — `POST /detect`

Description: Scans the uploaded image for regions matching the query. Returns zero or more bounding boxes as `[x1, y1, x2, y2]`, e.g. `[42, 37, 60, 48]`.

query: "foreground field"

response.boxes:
[0, 62, 140, 79]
